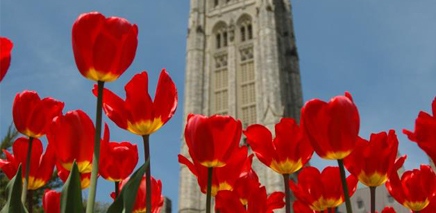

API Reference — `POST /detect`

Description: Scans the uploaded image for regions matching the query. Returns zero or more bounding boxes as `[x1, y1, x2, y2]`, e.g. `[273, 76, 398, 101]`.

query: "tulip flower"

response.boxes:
[215, 186, 285, 213]
[344, 130, 407, 213]
[99, 124, 138, 182]
[386, 164, 436, 212]
[0, 37, 13, 82]
[0, 137, 56, 190]
[403, 97, 436, 165]
[301, 92, 360, 160]
[290, 166, 358, 211]
[244, 118, 313, 213]
[301, 92, 360, 213]
[112, 175, 164, 213]
[43, 190, 61, 213]
[244, 118, 313, 174]
[13, 91, 64, 138]
[183, 113, 242, 213]
[56, 163, 91, 189]
[47, 110, 95, 173]
[95, 70, 178, 136]
[344, 130, 403, 187]
[184, 114, 242, 168]
[178, 146, 249, 196]
[95, 69, 177, 212]
[72, 12, 138, 82]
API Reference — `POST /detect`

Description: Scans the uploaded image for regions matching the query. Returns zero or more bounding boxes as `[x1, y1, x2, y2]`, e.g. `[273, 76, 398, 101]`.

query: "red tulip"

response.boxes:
[56, 162, 91, 189]
[233, 163, 261, 206]
[13, 91, 64, 138]
[94, 70, 177, 135]
[403, 97, 436, 165]
[301, 92, 360, 160]
[293, 200, 329, 213]
[215, 186, 285, 213]
[344, 130, 406, 187]
[178, 146, 249, 196]
[99, 123, 138, 181]
[47, 110, 95, 174]
[72, 12, 138, 82]
[244, 118, 313, 174]
[386, 164, 436, 212]
[421, 196, 436, 213]
[184, 114, 242, 168]
[112, 175, 164, 213]
[0, 37, 13, 82]
[43, 190, 61, 213]
[0, 137, 56, 190]
[289, 166, 358, 211]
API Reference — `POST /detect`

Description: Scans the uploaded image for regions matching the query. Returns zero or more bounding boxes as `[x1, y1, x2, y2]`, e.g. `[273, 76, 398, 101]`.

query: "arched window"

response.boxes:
[237, 15, 253, 42]
[213, 22, 227, 49]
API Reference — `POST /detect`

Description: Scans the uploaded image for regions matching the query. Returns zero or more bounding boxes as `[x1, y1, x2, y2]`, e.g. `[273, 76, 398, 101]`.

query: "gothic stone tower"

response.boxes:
[179, 0, 303, 212]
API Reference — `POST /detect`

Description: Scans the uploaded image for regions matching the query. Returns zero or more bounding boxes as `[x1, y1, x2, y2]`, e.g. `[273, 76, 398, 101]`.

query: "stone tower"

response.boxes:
[179, 0, 303, 212]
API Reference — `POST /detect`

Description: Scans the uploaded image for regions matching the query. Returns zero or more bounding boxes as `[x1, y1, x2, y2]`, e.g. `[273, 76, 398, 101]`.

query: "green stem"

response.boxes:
[86, 81, 105, 213]
[27, 190, 33, 213]
[114, 181, 120, 198]
[337, 159, 353, 213]
[143, 135, 152, 213]
[370, 186, 376, 213]
[206, 167, 213, 213]
[21, 136, 34, 203]
[283, 174, 291, 213]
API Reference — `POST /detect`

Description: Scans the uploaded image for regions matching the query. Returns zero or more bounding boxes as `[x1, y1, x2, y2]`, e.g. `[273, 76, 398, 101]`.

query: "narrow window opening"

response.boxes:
[241, 26, 246, 42]
[247, 24, 253, 40]
[223, 32, 228, 47]
[216, 33, 221, 49]
[214, 0, 219, 7]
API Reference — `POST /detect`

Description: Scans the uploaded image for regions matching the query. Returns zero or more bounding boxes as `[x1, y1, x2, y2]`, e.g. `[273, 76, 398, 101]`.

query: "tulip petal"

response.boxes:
[72, 12, 106, 77]
[27, 97, 64, 137]
[0, 37, 13, 82]
[244, 124, 275, 167]
[266, 191, 285, 212]
[13, 91, 40, 136]
[154, 69, 178, 125]
[95, 86, 130, 130]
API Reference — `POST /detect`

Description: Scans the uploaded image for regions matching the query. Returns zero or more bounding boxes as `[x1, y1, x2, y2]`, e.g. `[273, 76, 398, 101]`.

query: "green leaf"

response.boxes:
[60, 161, 84, 213]
[0, 164, 28, 213]
[107, 160, 148, 213]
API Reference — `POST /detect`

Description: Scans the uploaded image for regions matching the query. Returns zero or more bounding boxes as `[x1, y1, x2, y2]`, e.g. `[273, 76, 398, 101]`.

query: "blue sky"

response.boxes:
[1, 0, 435, 210]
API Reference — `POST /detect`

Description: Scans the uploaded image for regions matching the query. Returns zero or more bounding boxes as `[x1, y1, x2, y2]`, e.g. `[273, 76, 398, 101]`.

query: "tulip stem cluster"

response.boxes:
[86, 80, 105, 213]
[370, 186, 376, 213]
[206, 167, 213, 213]
[21, 136, 34, 203]
[283, 174, 291, 213]
[338, 159, 353, 213]
[142, 134, 152, 213]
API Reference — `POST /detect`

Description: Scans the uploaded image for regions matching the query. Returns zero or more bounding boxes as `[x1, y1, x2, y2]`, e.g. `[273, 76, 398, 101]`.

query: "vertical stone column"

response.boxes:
[178, 0, 207, 212]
